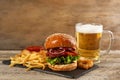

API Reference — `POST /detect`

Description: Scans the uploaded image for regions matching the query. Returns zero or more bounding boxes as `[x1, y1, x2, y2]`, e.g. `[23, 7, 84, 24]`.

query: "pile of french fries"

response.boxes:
[10, 49, 47, 71]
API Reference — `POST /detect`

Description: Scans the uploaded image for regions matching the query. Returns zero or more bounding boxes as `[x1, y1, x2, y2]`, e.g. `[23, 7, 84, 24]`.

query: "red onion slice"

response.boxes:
[47, 47, 76, 58]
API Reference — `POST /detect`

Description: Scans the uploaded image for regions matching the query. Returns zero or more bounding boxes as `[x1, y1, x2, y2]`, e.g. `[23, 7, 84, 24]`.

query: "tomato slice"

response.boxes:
[66, 52, 78, 56]
[26, 46, 44, 52]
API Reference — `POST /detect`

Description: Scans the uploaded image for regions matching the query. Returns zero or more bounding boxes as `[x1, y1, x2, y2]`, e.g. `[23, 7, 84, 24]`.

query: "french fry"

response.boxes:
[9, 49, 47, 70]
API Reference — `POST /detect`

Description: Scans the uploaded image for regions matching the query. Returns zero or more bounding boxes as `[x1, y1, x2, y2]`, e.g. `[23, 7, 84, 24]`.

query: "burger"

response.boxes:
[44, 33, 79, 71]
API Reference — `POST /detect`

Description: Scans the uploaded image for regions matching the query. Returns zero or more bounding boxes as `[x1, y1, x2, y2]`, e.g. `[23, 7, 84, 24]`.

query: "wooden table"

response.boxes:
[0, 50, 120, 80]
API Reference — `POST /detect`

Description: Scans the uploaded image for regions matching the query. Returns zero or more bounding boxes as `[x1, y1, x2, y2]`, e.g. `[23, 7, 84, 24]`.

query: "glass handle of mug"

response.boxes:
[103, 30, 114, 54]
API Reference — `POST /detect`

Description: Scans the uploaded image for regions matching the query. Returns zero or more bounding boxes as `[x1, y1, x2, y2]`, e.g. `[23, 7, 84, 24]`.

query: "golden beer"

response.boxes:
[75, 23, 103, 63]
[76, 32, 102, 61]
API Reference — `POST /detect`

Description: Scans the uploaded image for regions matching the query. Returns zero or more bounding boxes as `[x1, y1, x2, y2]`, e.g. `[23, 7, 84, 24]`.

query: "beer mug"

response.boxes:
[75, 23, 114, 63]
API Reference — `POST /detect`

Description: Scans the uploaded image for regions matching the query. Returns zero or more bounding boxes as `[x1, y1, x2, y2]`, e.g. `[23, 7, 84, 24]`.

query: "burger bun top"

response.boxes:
[44, 33, 76, 49]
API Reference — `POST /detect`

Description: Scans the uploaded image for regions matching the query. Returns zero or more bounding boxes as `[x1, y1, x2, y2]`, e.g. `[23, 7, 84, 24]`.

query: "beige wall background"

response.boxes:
[0, 0, 119, 50]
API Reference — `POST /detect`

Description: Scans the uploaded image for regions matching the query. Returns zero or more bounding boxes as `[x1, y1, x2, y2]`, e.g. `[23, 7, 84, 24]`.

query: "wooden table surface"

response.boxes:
[0, 50, 120, 80]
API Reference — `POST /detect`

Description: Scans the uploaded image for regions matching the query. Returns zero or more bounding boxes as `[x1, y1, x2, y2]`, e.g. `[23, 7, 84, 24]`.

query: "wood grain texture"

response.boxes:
[0, 50, 120, 80]
[0, 0, 119, 50]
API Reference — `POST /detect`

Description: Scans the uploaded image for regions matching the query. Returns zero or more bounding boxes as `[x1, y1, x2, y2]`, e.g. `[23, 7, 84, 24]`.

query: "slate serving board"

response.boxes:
[2, 60, 98, 79]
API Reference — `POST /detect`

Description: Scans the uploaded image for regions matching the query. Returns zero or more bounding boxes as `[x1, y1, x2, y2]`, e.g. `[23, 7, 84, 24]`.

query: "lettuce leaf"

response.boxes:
[47, 55, 79, 65]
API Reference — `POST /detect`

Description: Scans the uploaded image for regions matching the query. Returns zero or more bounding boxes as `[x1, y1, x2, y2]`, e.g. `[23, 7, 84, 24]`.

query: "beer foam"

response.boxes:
[76, 23, 103, 33]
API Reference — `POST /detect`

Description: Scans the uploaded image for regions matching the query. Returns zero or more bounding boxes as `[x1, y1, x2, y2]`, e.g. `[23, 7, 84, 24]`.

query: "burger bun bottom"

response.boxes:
[48, 61, 77, 71]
